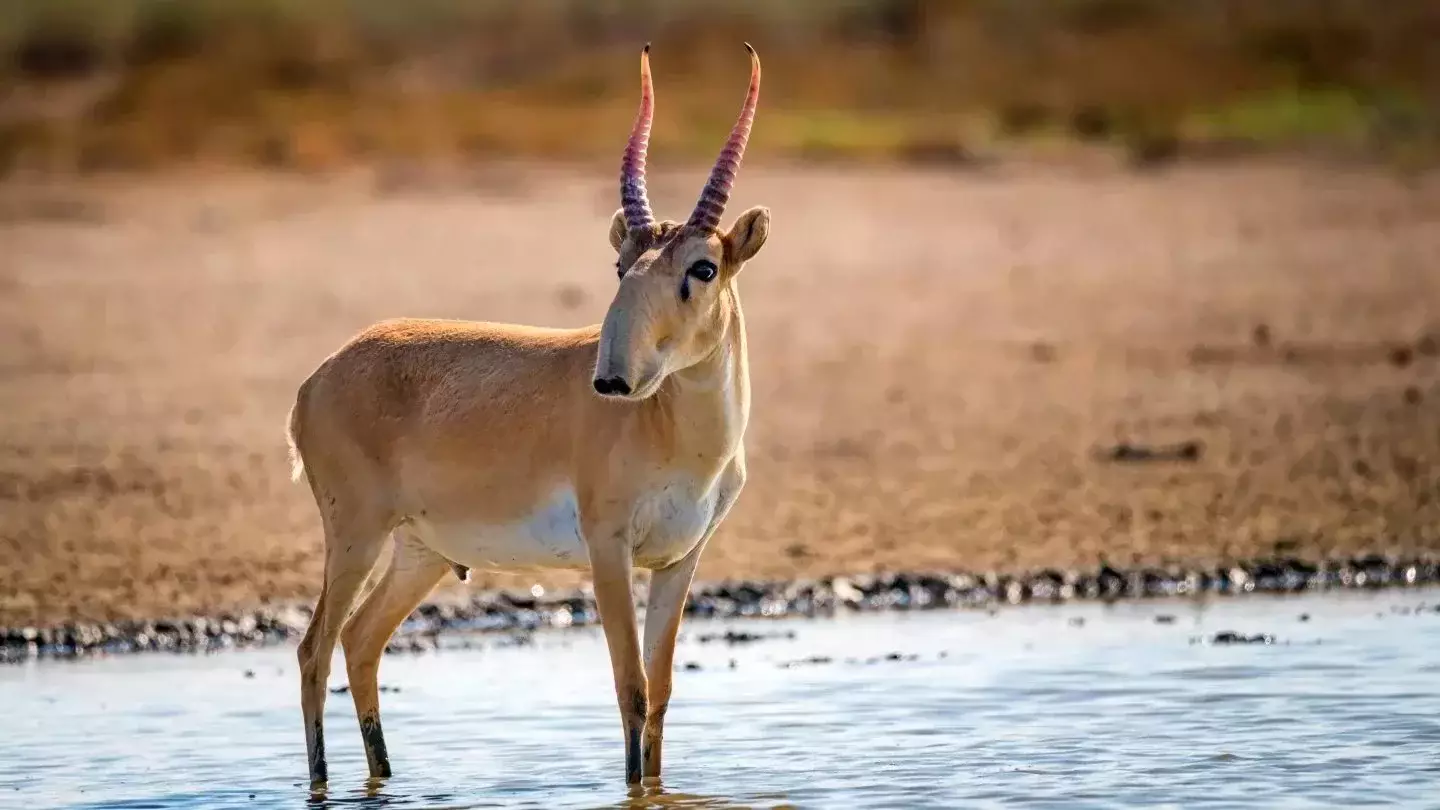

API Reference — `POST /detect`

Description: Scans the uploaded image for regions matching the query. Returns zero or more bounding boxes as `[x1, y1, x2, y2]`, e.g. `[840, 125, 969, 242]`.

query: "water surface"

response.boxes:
[5, 589, 1440, 809]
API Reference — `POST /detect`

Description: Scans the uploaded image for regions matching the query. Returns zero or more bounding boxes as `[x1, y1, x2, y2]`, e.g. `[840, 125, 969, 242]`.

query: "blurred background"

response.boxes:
[2, 0, 1438, 630]
[3, 0, 1439, 172]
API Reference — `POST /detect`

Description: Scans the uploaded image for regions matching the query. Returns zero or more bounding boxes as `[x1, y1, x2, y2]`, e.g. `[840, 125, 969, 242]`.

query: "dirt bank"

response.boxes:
[1, 158, 1438, 626]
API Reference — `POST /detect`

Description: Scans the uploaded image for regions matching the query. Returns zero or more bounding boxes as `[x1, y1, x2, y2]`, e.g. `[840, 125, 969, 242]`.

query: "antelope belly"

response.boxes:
[632, 478, 720, 568]
[413, 486, 591, 571]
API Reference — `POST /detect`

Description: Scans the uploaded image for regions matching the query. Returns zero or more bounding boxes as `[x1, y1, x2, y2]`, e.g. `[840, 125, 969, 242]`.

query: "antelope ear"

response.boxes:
[724, 205, 770, 266]
[608, 208, 629, 253]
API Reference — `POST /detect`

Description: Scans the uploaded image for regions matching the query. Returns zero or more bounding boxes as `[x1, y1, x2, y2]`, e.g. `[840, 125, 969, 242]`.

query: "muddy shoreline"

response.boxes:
[4, 555, 1436, 664]
[5, 165, 1438, 634]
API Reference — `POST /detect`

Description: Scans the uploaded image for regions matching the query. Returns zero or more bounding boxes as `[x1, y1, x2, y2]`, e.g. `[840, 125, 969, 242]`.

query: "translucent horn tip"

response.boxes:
[620, 43, 656, 231]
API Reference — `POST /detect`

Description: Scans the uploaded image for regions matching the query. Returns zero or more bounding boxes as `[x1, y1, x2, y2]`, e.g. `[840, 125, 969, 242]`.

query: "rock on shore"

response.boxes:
[3, 554, 1435, 664]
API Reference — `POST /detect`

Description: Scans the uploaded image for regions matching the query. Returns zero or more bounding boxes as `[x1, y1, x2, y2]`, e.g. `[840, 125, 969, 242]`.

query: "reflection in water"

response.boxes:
[305, 774, 793, 809]
[305, 776, 787, 809]
[5, 588, 1440, 809]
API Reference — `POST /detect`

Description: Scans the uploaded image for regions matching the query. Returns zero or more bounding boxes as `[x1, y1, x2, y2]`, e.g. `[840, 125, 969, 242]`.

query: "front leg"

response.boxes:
[642, 461, 744, 781]
[640, 541, 705, 782]
[585, 521, 648, 786]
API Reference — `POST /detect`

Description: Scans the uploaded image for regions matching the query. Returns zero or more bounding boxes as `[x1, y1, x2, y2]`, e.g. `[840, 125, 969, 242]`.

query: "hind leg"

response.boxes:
[340, 529, 450, 778]
[298, 509, 390, 788]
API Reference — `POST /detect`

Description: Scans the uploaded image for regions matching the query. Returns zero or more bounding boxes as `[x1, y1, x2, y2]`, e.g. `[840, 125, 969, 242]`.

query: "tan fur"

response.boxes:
[289, 207, 770, 789]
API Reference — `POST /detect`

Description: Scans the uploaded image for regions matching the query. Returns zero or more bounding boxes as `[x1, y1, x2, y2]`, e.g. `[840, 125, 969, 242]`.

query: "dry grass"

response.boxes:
[1, 157, 1438, 626]
[1, 0, 1438, 174]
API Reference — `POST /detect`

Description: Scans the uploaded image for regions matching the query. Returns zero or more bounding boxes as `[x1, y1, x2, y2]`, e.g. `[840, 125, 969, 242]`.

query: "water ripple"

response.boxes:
[5, 588, 1440, 808]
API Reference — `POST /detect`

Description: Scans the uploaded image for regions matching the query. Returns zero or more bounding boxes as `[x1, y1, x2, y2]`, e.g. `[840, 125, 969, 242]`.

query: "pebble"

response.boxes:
[1103, 440, 1203, 463]
[694, 629, 796, 645]
[4, 554, 1436, 663]
[328, 683, 401, 695]
[779, 655, 834, 669]
[1209, 631, 1277, 645]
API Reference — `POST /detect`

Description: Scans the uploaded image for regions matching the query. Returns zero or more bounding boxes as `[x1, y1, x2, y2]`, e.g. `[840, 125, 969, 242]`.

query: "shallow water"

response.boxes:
[5, 589, 1440, 809]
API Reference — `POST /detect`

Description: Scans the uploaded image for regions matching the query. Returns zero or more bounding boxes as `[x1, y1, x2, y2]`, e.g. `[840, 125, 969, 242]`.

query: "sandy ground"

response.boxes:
[2, 157, 1438, 627]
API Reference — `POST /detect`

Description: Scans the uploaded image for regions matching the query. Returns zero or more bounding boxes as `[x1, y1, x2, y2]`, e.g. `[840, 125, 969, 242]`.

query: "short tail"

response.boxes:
[285, 400, 306, 483]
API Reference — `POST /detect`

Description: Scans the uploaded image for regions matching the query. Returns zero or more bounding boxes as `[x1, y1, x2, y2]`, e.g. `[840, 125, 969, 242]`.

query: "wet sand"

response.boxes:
[2, 158, 1438, 628]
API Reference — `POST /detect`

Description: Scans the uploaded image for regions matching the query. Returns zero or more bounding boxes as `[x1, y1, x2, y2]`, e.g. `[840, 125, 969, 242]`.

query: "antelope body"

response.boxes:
[286, 45, 770, 789]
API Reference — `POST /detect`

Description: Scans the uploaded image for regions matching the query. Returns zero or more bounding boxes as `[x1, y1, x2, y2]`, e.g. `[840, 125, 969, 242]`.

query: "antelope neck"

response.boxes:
[647, 290, 749, 467]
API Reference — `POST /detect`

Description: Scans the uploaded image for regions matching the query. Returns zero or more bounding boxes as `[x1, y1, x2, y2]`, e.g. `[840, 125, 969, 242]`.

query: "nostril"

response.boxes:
[594, 376, 631, 396]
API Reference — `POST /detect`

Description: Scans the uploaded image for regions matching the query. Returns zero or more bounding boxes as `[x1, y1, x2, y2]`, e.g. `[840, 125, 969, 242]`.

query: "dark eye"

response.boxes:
[616, 261, 626, 280]
[687, 260, 717, 282]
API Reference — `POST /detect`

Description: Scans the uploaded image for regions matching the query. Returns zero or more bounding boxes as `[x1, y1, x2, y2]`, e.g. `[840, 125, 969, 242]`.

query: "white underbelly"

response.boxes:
[410, 486, 591, 572]
[407, 478, 725, 573]
[632, 479, 720, 568]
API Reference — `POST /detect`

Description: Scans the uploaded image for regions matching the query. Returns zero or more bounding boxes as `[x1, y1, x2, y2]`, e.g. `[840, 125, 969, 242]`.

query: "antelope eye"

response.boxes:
[687, 260, 718, 282]
[616, 261, 625, 280]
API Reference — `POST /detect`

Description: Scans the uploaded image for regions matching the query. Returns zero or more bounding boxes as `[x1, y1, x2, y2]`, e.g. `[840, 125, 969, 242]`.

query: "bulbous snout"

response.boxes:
[592, 315, 637, 399]
[593, 282, 653, 400]
[592, 376, 632, 397]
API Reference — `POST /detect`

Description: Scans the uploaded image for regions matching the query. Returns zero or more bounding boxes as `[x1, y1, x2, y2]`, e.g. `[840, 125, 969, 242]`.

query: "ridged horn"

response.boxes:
[620, 44, 656, 233]
[686, 43, 761, 233]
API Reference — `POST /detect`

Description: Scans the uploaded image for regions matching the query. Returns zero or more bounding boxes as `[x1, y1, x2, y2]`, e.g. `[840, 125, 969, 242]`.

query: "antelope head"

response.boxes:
[593, 44, 771, 401]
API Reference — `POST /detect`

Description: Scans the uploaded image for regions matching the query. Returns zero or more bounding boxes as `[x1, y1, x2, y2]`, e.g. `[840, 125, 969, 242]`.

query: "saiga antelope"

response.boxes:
[286, 44, 769, 788]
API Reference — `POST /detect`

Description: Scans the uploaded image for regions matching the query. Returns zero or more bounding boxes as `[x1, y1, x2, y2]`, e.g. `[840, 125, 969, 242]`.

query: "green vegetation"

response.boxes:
[1, 0, 1436, 174]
